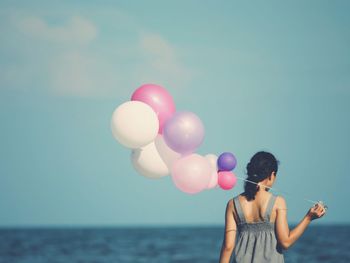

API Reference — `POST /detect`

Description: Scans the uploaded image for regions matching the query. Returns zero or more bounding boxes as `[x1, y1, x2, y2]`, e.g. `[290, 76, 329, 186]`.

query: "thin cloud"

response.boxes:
[136, 33, 191, 92]
[15, 15, 97, 45]
[1, 10, 191, 98]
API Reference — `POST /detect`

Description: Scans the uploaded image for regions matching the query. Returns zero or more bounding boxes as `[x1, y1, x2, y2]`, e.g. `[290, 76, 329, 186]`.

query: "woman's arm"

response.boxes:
[219, 199, 237, 263]
[275, 196, 326, 250]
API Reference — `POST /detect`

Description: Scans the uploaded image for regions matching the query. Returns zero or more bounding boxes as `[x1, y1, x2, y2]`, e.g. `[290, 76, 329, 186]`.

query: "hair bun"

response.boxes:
[243, 151, 279, 201]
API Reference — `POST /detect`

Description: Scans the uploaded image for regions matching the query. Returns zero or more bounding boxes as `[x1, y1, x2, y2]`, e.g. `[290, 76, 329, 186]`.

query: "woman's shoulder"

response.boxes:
[233, 193, 243, 198]
[227, 193, 244, 207]
[232, 192, 245, 202]
[273, 194, 286, 202]
[274, 195, 287, 209]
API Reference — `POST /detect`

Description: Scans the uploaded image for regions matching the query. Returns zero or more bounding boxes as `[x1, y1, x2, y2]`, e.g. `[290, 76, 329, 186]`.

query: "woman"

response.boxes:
[219, 151, 326, 263]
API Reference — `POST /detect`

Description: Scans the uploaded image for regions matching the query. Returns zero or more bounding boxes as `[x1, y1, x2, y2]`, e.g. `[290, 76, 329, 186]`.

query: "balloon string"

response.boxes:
[235, 175, 319, 205]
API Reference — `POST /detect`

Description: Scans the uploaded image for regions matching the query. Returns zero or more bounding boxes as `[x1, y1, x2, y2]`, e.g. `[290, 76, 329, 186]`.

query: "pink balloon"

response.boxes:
[218, 171, 237, 190]
[171, 154, 212, 194]
[131, 84, 176, 134]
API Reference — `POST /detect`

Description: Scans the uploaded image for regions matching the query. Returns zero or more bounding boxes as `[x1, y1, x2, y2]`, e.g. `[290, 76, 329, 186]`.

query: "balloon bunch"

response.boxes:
[111, 84, 238, 194]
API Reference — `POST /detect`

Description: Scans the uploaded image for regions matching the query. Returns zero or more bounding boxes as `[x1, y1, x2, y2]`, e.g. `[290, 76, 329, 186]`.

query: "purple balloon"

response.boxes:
[163, 111, 205, 154]
[217, 152, 237, 171]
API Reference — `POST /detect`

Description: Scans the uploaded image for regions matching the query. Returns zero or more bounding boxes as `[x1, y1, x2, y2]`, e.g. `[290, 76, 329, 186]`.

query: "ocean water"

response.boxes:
[0, 225, 349, 263]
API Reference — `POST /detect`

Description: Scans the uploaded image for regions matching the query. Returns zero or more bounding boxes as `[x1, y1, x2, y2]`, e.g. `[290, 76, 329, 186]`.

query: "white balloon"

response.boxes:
[154, 134, 181, 170]
[205, 154, 219, 189]
[131, 140, 169, 179]
[205, 154, 218, 169]
[111, 101, 159, 149]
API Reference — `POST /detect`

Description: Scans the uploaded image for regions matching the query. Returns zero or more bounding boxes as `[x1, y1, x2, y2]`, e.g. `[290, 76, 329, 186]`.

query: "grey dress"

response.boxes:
[231, 194, 285, 263]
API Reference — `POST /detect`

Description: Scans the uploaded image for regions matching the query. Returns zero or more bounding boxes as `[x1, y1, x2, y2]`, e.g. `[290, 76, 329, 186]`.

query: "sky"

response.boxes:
[0, 0, 349, 227]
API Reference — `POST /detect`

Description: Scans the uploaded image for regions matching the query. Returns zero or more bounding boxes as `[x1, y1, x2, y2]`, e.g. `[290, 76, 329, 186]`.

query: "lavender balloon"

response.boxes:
[163, 111, 205, 154]
[217, 152, 237, 171]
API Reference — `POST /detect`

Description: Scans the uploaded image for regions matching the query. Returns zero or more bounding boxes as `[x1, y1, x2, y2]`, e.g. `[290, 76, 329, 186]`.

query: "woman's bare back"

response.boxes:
[233, 191, 277, 224]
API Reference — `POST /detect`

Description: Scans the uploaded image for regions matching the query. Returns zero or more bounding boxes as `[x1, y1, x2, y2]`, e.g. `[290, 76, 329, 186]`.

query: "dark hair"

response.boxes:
[243, 151, 279, 201]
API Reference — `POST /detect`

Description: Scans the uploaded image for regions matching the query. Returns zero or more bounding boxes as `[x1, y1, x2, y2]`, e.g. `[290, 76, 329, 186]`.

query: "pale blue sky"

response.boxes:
[0, 0, 349, 227]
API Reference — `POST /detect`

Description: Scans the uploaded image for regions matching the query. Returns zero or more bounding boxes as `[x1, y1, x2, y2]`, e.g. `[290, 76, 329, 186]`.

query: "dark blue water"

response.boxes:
[0, 225, 349, 263]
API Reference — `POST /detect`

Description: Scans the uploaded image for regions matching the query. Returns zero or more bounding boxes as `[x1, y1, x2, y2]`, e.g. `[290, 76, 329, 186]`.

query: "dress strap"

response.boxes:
[264, 194, 277, 221]
[233, 196, 246, 224]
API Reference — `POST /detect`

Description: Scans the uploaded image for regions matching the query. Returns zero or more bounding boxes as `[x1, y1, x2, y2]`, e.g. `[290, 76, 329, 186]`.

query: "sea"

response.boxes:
[0, 225, 349, 263]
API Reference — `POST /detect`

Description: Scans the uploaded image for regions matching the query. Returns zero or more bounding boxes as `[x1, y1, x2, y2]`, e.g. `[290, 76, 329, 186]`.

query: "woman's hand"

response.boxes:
[306, 202, 327, 221]
[275, 197, 327, 250]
